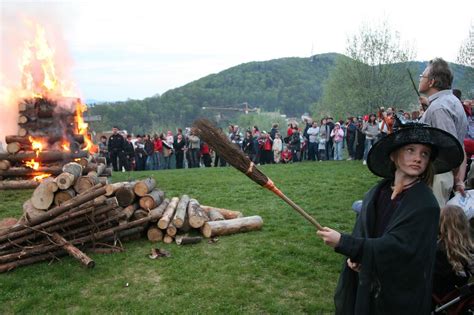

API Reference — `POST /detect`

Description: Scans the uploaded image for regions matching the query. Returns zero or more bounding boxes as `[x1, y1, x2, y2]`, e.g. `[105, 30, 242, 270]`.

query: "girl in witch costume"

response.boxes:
[317, 123, 464, 314]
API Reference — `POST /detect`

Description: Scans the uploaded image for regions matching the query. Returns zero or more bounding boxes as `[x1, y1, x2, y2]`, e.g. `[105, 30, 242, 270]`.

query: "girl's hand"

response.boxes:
[316, 227, 341, 248]
[347, 258, 361, 272]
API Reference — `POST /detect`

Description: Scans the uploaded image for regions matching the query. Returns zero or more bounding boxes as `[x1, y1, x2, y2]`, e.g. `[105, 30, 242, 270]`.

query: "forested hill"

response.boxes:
[88, 53, 472, 135]
[88, 53, 341, 134]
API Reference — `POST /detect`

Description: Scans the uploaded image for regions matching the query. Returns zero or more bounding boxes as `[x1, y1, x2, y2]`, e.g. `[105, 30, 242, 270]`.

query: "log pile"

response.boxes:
[0, 177, 263, 273]
[0, 97, 112, 190]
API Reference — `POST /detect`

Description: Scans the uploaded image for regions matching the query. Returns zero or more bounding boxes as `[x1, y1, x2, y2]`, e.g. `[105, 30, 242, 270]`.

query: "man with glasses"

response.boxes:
[418, 58, 468, 206]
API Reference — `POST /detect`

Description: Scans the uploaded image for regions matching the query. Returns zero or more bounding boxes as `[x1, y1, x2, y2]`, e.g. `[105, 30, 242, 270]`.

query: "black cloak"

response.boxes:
[334, 179, 439, 314]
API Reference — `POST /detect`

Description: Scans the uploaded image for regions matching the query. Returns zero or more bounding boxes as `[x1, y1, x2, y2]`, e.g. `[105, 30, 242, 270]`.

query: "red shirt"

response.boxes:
[263, 138, 272, 151]
[201, 143, 210, 155]
[281, 150, 292, 161]
[154, 139, 163, 152]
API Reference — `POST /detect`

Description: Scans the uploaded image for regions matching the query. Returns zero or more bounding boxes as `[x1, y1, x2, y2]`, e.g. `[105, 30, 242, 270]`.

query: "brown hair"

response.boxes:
[439, 205, 474, 274]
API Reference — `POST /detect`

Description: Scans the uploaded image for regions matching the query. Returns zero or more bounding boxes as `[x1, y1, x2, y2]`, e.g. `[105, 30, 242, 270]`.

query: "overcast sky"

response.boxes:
[0, 0, 473, 102]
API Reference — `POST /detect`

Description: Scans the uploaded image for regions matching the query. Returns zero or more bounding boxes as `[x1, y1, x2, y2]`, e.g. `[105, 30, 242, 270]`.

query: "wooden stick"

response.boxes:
[51, 233, 95, 268]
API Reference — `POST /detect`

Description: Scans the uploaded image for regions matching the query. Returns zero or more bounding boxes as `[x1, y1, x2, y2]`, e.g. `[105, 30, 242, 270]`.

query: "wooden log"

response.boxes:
[22, 199, 46, 223]
[54, 173, 75, 190]
[133, 178, 156, 197]
[132, 209, 148, 220]
[51, 233, 95, 268]
[6, 142, 24, 154]
[0, 166, 63, 177]
[163, 234, 174, 244]
[201, 205, 243, 219]
[166, 223, 177, 237]
[207, 209, 225, 221]
[0, 160, 11, 171]
[0, 249, 66, 273]
[187, 199, 209, 228]
[94, 157, 107, 164]
[201, 216, 263, 238]
[120, 203, 139, 222]
[0, 150, 88, 162]
[175, 235, 202, 245]
[0, 179, 39, 190]
[105, 181, 130, 196]
[115, 182, 136, 207]
[147, 227, 163, 242]
[172, 195, 190, 228]
[158, 197, 179, 229]
[77, 155, 93, 168]
[74, 174, 99, 194]
[53, 189, 76, 206]
[62, 162, 83, 179]
[18, 100, 35, 112]
[97, 177, 109, 185]
[5, 135, 84, 145]
[139, 189, 164, 210]
[31, 177, 58, 210]
[18, 115, 29, 124]
[149, 198, 169, 223]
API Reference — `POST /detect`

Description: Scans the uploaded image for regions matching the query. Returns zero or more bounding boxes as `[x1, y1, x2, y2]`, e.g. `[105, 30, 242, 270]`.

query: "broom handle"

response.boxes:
[264, 181, 323, 230]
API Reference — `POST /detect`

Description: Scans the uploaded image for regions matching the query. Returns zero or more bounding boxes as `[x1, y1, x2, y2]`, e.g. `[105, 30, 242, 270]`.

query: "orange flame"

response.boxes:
[25, 159, 40, 170]
[33, 174, 51, 182]
[62, 142, 70, 152]
[75, 100, 94, 152]
[28, 136, 46, 157]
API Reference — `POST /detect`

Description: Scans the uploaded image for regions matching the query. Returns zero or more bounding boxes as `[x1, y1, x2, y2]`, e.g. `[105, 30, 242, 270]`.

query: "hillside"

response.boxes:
[88, 54, 472, 135]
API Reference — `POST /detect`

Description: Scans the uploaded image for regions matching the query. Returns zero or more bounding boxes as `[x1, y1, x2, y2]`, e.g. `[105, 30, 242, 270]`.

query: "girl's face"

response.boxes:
[391, 144, 431, 178]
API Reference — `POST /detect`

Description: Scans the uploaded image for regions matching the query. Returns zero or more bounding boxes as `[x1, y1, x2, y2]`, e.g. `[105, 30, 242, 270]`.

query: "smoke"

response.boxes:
[0, 1, 77, 145]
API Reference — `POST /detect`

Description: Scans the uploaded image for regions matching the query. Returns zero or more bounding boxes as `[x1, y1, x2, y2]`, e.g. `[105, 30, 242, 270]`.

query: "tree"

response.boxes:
[456, 22, 474, 67]
[318, 21, 417, 118]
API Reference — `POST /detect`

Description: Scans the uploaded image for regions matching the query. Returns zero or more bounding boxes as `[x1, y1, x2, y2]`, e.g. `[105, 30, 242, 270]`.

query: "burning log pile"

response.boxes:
[0, 97, 112, 190]
[0, 177, 263, 272]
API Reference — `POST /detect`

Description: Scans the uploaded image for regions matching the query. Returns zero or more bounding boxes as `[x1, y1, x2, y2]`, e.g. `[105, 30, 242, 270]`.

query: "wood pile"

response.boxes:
[0, 97, 112, 190]
[0, 177, 263, 273]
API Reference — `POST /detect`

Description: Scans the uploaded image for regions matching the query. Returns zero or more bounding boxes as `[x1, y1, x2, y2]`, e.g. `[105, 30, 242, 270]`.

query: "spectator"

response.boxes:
[362, 113, 380, 165]
[188, 131, 201, 168]
[242, 130, 255, 161]
[270, 123, 279, 140]
[162, 133, 173, 169]
[418, 58, 468, 206]
[144, 135, 154, 170]
[201, 142, 212, 167]
[346, 117, 357, 160]
[174, 133, 186, 169]
[306, 121, 320, 161]
[272, 133, 283, 163]
[433, 205, 474, 299]
[123, 135, 135, 171]
[289, 126, 301, 162]
[108, 126, 126, 172]
[153, 134, 163, 170]
[134, 135, 147, 171]
[281, 146, 292, 163]
[330, 122, 344, 161]
[326, 117, 335, 160]
[260, 132, 273, 165]
[98, 135, 109, 166]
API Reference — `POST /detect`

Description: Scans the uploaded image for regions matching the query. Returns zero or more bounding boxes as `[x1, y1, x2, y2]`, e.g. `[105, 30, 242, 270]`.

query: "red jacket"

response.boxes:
[201, 143, 210, 155]
[154, 139, 163, 152]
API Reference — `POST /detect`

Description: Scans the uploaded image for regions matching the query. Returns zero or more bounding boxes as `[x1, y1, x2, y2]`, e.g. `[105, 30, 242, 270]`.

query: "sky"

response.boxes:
[0, 0, 473, 102]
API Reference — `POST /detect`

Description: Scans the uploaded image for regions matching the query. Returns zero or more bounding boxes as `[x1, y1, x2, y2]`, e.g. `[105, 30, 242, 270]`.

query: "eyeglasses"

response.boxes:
[419, 74, 430, 80]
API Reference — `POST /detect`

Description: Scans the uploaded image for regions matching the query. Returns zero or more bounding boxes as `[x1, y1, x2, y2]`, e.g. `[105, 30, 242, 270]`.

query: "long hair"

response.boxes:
[439, 205, 474, 274]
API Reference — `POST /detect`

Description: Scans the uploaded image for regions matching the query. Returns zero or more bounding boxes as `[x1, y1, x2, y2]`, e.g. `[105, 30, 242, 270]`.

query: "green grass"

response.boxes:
[0, 161, 378, 314]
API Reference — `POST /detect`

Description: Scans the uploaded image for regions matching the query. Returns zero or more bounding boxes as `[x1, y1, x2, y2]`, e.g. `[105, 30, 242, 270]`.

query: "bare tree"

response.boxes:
[456, 22, 474, 67]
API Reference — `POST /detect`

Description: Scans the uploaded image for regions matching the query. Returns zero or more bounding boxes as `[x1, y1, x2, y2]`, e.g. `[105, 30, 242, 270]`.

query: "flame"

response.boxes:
[28, 136, 46, 157]
[62, 141, 70, 152]
[75, 100, 94, 152]
[33, 174, 51, 182]
[25, 159, 40, 170]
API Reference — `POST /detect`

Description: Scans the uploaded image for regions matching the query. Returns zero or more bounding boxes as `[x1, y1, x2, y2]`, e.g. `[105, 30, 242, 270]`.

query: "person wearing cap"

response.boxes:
[418, 58, 468, 206]
[317, 123, 464, 314]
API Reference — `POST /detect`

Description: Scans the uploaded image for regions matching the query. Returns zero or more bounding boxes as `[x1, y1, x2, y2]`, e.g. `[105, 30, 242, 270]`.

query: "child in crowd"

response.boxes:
[272, 133, 283, 163]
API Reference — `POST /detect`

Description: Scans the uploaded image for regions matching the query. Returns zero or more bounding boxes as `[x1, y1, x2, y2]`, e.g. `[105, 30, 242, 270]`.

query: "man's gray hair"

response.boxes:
[428, 58, 453, 90]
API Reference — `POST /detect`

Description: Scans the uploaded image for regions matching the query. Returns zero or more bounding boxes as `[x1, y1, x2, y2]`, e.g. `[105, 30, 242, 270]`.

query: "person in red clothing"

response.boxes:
[281, 146, 292, 163]
[153, 134, 163, 170]
[200, 142, 212, 167]
[260, 132, 273, 165]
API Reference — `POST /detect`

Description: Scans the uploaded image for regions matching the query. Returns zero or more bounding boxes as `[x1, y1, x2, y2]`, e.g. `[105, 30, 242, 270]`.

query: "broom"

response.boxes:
[193, 119, 323, 230]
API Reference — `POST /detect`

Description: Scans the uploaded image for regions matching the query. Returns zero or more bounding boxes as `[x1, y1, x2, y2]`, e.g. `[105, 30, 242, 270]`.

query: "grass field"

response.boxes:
[0, 161, 378, 314]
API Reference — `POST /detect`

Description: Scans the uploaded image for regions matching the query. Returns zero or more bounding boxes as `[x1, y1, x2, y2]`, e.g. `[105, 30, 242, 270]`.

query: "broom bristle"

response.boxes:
[193, 119, 269, 186]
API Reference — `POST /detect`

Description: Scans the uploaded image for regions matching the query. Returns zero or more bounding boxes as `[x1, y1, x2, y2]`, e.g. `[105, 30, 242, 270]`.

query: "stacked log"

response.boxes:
[0, 177, 263, 273]
[0, 97, 112, 189]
